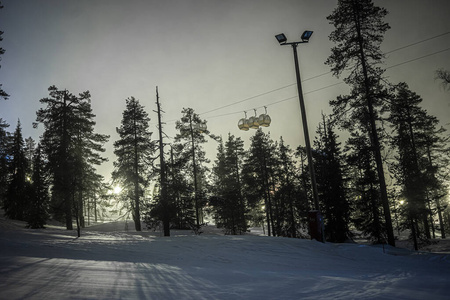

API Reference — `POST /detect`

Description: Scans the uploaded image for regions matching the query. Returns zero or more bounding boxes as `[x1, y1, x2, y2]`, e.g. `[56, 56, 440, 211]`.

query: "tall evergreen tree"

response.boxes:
[272, 137, 301, 238]
[387, 82, 447, 248]
[163, 143, 194, 230]
[36, 86, 107, 230]
[210, 134, 247, 234]
[36, 87, 79, 229]
[346, 128, 385, 243]
[174, 108, 210, 229]
[112, 97, 155, 231]
[422, 128, 449, 240]
[71, 93, 108, 236]
[3, 120, 29, 220]
[26, 144, 49, 228]
[314, 116, 351, 242]
[242, 129, 277, 236]
[326, 0, 395, 246]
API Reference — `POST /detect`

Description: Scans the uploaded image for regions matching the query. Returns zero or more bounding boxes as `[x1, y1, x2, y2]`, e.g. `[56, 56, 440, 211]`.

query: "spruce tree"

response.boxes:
[4, 120, 29, 220]
[326, 0, 395, 246]
[273, 137, 300, 238]
[211, 134, 247, 234]
[242, 129, 277, 236]
[387, 82, 448, 248]
[174, 108, 210, 229]
[71, 92, 108, 236]
[36, 86, 107, 230]
[36, 87, 79, 229]
[346, 128, 385, 243]
[112, 97, 155, 231]
[314, 116, 351, 242]
[26, 144, 49, 228]
[165, 143, 194, 229]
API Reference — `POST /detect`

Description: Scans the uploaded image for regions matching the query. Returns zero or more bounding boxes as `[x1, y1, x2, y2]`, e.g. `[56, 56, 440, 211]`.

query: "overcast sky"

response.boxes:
[1, 0, 449, 181]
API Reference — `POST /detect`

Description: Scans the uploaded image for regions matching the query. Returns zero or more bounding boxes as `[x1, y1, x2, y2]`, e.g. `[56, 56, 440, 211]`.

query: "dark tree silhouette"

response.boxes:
[36, 86, 107, 231]
[314, 116, 351, 242]
[3, 120, 29, 220]
[387, 82, 448, 249]
[174, 108, 210, 229]
[242, 129, 277, 236]
[326, 0, 395, 246]
[210, 134, 248, 235]
[113, 97, 155, 231]
[26, 144, 49, 229]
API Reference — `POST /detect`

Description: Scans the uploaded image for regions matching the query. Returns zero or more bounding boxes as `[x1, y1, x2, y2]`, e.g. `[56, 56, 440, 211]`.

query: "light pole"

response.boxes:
[275, 31, 320, 213]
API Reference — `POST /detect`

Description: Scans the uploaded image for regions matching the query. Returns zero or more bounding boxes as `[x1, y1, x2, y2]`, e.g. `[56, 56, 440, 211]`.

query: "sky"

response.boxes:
[1, 0, 449, 182]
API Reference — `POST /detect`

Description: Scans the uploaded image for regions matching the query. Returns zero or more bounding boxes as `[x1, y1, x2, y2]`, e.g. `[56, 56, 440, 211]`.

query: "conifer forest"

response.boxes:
[1, 0, 450, 252]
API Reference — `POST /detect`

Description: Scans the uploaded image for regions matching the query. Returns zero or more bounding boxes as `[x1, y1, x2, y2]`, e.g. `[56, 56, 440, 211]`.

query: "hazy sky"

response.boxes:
[1, 0, 449, 181]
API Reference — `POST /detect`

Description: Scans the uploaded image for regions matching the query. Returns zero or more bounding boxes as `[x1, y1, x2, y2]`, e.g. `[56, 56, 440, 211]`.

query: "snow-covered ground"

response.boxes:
[1, 217, 449, 300]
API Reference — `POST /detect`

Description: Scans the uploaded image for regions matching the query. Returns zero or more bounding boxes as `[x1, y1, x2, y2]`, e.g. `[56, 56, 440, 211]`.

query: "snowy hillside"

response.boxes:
[1, 218, 449, 300]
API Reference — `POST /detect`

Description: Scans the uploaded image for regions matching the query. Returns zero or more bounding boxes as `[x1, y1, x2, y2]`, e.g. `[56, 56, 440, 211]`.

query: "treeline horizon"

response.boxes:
[1, 0, 450, 250]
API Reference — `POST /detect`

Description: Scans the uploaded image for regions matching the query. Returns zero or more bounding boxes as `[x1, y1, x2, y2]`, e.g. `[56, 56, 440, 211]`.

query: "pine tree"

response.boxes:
[326, 0, 395, 246]
[112, 97, 155, 231]
[314, 116, 351, 242]
[36, 87, 79, 229]
[346, 128, 385, 243]
[272, 137, 301, 238]
[36, 86, 107, 230]
[4, 120, 29, 220]
[71, 92, 108, 236]
[210, 134, 247, 234]
[242, 129, 277, 236]
[387, 82, 448, 248]
[26, 144, 49, 228]
[422, 128, 449, 240]
[162, 143, 195, 230]
[174, 108, 210, 229]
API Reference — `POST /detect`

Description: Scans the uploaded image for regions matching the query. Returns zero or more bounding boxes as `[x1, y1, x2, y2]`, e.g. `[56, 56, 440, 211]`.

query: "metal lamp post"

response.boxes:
[275, 31, 320, 214]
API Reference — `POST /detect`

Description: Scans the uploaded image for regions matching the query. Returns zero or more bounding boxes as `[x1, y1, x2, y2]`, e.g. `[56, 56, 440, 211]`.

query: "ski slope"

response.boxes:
[1, 219, 449, 300]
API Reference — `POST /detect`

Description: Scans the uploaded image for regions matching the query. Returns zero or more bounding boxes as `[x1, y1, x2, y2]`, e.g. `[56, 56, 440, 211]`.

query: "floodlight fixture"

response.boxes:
[301, 30, 313, 42]
[275, 33, 287, 44]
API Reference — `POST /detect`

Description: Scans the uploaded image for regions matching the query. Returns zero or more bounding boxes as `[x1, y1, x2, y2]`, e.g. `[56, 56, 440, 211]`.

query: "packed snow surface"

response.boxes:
[1, 219, 449, 299]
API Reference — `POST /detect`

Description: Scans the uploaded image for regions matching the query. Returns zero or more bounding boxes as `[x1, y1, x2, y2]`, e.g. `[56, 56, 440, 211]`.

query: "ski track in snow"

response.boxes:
[1, 219, 449, 299]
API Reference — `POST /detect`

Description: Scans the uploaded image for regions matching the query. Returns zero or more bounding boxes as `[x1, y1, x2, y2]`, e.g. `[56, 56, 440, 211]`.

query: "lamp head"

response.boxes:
[301, 30, 313, 42]
[275, 33, 287, 44]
